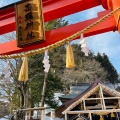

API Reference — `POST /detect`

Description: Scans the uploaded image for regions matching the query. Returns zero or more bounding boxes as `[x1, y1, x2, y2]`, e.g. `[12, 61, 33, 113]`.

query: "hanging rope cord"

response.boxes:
[1, 7, 120, 59]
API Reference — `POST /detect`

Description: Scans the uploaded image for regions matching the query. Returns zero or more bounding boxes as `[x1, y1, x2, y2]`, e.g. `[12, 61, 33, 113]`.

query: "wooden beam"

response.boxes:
[13, 107, 46, 111]
[85, 97, 120, 100]
[0, 10, 116, 55]
[66, 109, 120, 114]
[87, 105, 116, 109]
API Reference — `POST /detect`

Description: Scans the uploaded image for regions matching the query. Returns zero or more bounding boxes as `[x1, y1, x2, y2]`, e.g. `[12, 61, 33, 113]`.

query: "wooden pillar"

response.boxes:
[41, 109, 45, 120]
[83, 100, 86, 110]
[89, 112, 92, 120]
[99, 89, 103, 110]
[102, 0, 120, 33]
[51, 109, 55, 120]
[28, 111, 31, 120]
[25, 112, 28, 120]
[100, 85, 106, 110]
[118, 99, 120, 107]
[65, 112, 67, 120]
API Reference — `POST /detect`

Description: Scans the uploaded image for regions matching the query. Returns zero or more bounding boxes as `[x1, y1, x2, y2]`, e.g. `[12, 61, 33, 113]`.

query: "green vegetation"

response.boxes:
[95, 53, 119, 84]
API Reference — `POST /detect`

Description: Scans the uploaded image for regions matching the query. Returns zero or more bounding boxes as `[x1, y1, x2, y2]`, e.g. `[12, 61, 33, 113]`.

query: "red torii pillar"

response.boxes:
[102, 0, 120, 33]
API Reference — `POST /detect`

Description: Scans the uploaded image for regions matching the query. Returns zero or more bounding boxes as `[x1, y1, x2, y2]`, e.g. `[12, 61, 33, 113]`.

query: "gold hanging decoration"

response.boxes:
[66, 42, 75, 68]
[100, 116, 104, 120]
[18, 56, 28, 81]
[111, 112, 115, 118]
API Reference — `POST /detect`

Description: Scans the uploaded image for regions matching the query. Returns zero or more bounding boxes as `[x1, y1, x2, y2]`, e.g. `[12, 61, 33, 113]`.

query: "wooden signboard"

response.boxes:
[16, 0, 45, 47]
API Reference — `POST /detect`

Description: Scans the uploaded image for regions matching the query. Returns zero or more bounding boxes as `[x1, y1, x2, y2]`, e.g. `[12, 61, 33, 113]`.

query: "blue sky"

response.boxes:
[0, 1, 120, 74]
[0, 0, 20, 7]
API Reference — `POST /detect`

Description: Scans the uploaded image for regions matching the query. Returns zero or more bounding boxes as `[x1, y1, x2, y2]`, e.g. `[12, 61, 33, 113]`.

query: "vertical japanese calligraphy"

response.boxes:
[16, 0, 45, 47]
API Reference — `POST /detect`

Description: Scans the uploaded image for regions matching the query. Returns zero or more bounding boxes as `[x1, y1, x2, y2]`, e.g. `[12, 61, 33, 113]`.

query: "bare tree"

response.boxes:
[61, 58, 108, 93]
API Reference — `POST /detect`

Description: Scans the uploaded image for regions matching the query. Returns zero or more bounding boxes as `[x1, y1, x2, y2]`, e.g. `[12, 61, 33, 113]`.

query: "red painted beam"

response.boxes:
[0, 10, 116, 55]
[0, 0, 101, 35]
[43, 0, 101, 22]
[0, 7, 15, 21]
[0, 17, 15, 35]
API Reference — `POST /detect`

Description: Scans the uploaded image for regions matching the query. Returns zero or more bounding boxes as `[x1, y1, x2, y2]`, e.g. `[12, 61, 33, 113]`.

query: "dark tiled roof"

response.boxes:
[71, 83, 91, 86]
[59, 93, 79, 99]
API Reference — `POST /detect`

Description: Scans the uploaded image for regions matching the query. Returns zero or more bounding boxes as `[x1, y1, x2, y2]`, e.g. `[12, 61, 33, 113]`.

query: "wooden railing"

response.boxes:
[13, 107, 46, 120]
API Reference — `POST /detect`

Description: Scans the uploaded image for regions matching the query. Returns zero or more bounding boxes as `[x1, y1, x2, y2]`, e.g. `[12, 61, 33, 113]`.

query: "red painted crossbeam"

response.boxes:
[0, 10, 116, 55]
[0, 0, 101, 35]
[43, 0, 101, 22]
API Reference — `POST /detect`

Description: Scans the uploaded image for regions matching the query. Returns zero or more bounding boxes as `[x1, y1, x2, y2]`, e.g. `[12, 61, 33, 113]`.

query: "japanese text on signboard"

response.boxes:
[16, 0, 45, 47]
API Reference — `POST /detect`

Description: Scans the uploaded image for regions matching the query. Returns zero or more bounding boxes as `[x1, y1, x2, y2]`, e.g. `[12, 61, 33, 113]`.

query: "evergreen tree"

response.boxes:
[95, 53, 118, 84]
[45, 18, 68, 31]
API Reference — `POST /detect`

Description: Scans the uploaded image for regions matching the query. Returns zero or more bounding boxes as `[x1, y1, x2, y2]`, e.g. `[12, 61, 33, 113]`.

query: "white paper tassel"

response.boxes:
[81, 43, 87, 48]
[80, 38, 86, 45]
[80, 34, 89, 56]
[81, 47, 89, 56]
[42, 50, 50, 73]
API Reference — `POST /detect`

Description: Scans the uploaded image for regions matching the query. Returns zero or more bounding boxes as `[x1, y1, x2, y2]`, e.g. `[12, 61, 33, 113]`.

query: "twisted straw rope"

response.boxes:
[1, 7, 120, 59]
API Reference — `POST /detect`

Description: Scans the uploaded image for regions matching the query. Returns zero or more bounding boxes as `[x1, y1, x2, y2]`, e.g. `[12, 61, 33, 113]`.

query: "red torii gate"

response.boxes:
[0, 0, 120, 55]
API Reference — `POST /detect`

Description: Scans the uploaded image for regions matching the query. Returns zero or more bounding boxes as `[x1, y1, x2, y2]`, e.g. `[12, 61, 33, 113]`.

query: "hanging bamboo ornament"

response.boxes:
[111, 112, 115, 117]
[18, 56, 28, 81]
[66, 42, 75, 68]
